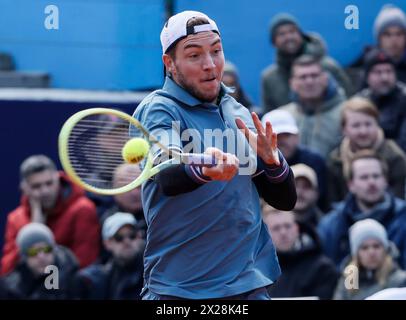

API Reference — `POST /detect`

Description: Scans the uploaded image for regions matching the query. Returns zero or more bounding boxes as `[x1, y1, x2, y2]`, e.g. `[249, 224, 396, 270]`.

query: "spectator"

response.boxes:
[222, 61, 262, 115]
[263, 208, 338, 299]
[291, 164, 323, 228]
[84, 112, 131, 218]
[334, 219, 406, 300]
[280, 55, 346, 158]
[4, 223, 79, 299]
[319, 150, 406, 270]
[327, 97, 406, 204]
[261, 13, 351, 112]
[100, 163, 145, 233]
[75, 212, 144, 300]
[349, 5, 406, 89]
[374, 5, 406, 82]
[262, 109, 328, 210]
[356, 49, 406, 152]
[1, 155, 100, 275]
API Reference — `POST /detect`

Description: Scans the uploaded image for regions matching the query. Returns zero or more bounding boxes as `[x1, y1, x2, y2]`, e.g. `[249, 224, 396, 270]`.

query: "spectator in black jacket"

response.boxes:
[75, 212, 144, 300]
[4, 223, 79, 300]
[263, 207, 338, 299]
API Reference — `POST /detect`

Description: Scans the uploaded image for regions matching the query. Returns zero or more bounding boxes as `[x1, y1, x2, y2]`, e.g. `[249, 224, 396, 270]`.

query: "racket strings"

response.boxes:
[67, 114, 144, 189]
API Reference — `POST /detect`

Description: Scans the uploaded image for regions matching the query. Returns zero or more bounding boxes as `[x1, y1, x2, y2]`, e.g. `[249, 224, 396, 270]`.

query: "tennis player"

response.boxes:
[133, 10, 297, 300]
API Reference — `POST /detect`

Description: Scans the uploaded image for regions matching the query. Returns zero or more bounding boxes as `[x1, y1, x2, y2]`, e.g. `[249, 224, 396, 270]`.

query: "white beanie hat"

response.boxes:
[349, 219, 389, 256]
[374, 4, 406, 40]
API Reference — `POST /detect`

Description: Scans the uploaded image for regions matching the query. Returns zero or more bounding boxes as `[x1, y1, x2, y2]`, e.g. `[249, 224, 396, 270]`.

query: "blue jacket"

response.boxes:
[318, 193, 406, 270]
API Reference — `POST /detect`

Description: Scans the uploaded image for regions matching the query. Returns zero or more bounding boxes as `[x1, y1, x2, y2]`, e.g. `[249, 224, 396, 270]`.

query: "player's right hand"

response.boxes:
[202, 147, 239, 181]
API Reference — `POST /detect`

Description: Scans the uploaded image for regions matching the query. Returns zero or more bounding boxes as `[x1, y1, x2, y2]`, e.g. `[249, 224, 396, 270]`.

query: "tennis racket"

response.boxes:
[58, 108, 216, 195]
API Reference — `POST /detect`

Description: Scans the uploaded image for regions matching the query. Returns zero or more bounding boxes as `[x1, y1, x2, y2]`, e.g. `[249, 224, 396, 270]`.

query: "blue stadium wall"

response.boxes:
[0, 0, 165, 90]
[1, 1, 406, 101]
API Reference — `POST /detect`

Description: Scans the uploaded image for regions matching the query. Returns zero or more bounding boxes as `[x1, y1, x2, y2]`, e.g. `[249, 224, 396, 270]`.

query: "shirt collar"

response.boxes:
[162, 76, 233, 107]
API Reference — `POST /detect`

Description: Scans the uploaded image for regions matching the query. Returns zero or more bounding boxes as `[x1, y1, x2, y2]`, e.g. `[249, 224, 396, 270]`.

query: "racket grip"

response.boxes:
[182, 153, 217, 167]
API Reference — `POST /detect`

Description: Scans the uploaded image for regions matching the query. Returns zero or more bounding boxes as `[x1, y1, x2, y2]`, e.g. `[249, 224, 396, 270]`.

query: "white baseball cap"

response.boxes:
[102, 212, 137, 240]
[160, 11, 220, 54]
[261, 109, 299, 135]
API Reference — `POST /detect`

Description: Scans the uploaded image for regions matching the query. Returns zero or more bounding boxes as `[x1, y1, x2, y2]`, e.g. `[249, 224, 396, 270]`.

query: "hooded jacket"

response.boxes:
[1, 172, 100, 275]
[261, 32, 351, 112]
[267, 224, 339, 299]
[318, 193, 406, 270]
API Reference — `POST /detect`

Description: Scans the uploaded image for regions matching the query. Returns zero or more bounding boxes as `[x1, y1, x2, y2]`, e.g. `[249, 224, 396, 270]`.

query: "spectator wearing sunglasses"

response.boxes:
[74, 212, 145, 300]
[3, 223, 79, 299]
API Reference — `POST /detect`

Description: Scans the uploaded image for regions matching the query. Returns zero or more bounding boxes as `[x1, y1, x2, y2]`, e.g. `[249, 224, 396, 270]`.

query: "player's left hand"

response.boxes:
[235, 112, 280, 166]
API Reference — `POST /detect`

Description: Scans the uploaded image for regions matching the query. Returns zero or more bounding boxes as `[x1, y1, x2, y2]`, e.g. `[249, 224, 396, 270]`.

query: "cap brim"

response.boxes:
[274, 125, 299, 135]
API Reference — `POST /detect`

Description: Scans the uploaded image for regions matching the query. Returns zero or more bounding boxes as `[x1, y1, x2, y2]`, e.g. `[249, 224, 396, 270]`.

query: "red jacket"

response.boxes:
[1, 172, 100, 275]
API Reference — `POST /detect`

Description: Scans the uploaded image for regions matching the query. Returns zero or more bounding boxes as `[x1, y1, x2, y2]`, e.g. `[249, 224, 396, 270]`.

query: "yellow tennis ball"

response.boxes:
[122, 138, 150, 164]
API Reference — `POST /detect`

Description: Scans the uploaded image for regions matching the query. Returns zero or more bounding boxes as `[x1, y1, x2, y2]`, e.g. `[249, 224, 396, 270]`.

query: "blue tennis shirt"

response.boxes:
[133, 76, 281, 299]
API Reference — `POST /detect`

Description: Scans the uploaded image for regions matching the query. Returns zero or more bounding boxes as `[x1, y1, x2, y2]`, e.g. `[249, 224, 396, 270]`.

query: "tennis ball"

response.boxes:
[122, 138, 150, 164]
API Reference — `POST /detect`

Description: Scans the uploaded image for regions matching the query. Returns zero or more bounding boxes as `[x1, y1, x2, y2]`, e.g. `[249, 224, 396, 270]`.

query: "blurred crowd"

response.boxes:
[1, 4, 406, 300]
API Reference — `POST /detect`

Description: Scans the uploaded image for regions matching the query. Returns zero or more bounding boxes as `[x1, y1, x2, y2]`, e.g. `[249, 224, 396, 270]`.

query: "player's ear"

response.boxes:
[162, 54, 175, 75]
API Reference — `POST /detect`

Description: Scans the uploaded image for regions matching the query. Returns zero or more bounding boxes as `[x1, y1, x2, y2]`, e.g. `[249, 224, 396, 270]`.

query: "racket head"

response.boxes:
[58, 108, 155, 195]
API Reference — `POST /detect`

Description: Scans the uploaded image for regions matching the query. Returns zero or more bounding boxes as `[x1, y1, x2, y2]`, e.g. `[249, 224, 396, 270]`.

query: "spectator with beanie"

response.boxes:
[1, 155, 100, 275]
[75, 212, 145, 300]
[327, 97, 406, 205]
[357, 49, 406, 152]
[334, 219, 406, 300]
[319, 150, 406, 270]
[375, 4, 406, 82]
[350, 5, 406, 87]
[352, 4, 406, 83]
[261, 13, 351, 112]
[4, 223, 79, 299]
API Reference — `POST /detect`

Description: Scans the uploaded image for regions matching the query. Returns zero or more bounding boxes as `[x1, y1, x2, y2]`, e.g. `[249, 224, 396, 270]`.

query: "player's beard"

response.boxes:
[175, 68, 221, 103]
